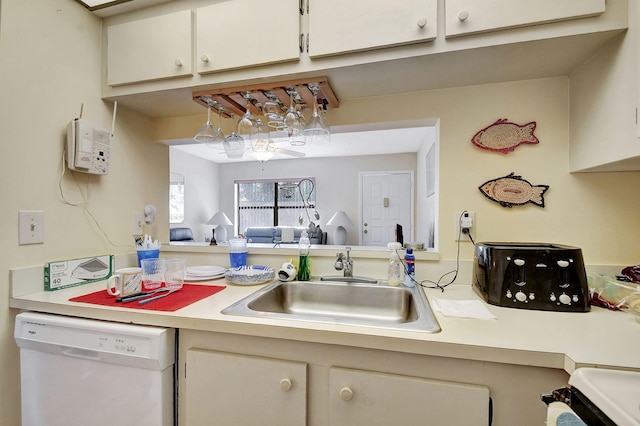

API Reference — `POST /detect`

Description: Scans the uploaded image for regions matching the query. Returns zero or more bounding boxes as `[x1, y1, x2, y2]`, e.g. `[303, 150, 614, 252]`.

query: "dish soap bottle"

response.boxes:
[298, 230, 311, 281]
[387, 242, 404, 286]
[403, 248, 415, 287]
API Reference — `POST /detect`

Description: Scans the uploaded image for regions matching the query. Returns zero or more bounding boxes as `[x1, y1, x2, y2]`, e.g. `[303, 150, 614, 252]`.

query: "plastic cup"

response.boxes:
[137, 248, 160, 267]
[165, 259, 186, 290]
[229, 251, 248, 268]
[228, 238, 248, 268]
[141, 258, 165, 291]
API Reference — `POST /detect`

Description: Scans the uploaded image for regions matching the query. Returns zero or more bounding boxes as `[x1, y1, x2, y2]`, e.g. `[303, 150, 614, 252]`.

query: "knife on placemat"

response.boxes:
[117, 289, 169, 303]
[138, 288, 179, 305]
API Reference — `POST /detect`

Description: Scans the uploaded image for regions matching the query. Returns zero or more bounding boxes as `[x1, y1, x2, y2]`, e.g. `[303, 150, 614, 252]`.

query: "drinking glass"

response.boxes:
[164, 259, 186, 290]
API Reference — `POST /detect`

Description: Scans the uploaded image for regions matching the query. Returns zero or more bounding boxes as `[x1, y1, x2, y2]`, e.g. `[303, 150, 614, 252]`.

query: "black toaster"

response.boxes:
[472, 243, 590, 312]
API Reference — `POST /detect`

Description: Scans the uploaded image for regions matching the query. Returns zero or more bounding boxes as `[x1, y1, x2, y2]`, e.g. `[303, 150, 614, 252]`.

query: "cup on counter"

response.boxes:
[228, 238, 248, 268]
[107, 267, 142, 297]
[137, 248, 160, 267]
[141, 258, 165, 291]
[164, 259, 186, 290]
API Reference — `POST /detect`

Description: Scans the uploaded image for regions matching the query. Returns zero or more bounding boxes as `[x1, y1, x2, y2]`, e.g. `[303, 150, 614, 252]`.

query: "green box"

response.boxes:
[44, 255, 114, 291]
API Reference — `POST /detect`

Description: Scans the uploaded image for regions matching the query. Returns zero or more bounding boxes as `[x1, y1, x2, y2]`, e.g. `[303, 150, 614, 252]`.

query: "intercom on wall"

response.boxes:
[66, 117, 111, 174]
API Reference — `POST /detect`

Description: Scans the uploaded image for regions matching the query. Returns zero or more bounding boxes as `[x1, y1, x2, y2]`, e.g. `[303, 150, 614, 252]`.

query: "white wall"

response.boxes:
[0, 1, 168, 424]
[170, 148, 220, 241]
[218, 153, 417, 245]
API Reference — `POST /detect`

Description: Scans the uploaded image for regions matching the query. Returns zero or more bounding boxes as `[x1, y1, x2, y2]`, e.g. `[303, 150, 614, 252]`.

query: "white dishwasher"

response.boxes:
[14, 312, 176, 426]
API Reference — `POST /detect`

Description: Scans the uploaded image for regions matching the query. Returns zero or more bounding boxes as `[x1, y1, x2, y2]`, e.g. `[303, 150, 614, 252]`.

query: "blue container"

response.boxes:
[403, 248, 415, 287]
[137, 248, 160, 267]
[229, 251, 248, 268]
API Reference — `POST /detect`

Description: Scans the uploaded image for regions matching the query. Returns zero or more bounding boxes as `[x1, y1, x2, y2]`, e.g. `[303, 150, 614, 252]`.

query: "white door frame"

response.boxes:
[358, 170, 415, 246]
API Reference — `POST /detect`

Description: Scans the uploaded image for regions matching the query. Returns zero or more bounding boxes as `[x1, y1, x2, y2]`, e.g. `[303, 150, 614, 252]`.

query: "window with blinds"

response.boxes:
[236, 178, 316, 234]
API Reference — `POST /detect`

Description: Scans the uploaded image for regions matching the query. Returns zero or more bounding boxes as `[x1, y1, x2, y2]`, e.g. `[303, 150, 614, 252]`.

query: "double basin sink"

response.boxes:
[222, 279, 441, 333]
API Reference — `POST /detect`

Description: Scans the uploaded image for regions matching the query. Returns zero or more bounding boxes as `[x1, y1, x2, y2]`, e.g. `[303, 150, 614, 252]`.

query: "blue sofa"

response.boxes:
[244, 226, 326, 244]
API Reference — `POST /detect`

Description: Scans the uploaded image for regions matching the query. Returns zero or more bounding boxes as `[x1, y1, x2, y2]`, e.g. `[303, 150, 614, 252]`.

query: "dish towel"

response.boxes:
[432, 298, 496, 319]
[546, 402, 587, 426]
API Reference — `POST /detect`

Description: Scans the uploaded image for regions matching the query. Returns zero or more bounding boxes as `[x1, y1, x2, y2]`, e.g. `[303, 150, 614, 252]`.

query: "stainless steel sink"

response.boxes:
[222, 280, 441, 333]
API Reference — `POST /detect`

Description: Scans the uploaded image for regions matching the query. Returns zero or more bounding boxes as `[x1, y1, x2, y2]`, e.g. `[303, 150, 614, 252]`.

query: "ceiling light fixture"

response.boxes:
[74, 0, 133, 11]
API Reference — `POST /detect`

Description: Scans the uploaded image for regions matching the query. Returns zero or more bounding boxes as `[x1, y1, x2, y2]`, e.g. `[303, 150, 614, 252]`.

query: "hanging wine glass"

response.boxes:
[302, 84, 330, 145]
[194, 103, 224, 146]
[223, 115, 245, 159]
[237, 92, 257, 139]
[250, 118, 274, 163]
[284, 88, 305, 146]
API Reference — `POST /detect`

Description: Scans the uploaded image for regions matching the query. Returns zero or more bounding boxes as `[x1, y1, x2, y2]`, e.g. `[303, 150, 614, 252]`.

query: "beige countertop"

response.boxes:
[9, 263, 640, 375]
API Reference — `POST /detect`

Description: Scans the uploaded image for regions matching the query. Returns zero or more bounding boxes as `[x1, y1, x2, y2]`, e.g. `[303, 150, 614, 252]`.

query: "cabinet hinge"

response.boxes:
[299, 0, 305, 15]
[299, 33, 305, 53]
[306, 33, 309, 53]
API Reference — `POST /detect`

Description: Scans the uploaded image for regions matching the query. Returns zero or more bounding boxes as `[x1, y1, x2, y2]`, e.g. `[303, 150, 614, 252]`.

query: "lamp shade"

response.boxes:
[326, 211, 353, 245]
[326, 211, 353, 227]
[207, 212, 232, 226]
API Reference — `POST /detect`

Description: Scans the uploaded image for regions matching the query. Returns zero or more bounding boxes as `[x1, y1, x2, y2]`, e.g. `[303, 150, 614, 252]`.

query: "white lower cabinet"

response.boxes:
[181, 348, 489, 426]
[329, 367, 489, 425]
[183, 349, 307, 425]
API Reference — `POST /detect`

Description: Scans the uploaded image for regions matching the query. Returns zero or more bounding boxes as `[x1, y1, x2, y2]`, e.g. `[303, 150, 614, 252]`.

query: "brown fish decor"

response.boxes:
[479, 172, 549, 208]
[472, 118, 539, 153]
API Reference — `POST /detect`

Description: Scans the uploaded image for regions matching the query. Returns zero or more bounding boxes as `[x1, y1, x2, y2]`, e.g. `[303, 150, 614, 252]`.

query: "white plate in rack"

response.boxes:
[187, 265, 225, 276]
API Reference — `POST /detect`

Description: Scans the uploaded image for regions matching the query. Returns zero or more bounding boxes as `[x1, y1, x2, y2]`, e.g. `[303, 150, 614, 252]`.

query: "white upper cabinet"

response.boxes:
[307, 0, 437, 58]
[196, 0, 301, 74]
[445, 0, 606, 38]
[107, 10, 193, 86]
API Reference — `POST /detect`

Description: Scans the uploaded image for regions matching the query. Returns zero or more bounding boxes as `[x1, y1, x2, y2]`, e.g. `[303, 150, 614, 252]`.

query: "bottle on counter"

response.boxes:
[298, 230, 311, 281]
[387, 242, 404, 286]
[403, 248, 415, 287]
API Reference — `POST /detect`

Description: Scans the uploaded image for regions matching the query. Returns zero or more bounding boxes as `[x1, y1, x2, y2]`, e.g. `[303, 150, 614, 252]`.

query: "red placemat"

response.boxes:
[69, 284, 226, 312]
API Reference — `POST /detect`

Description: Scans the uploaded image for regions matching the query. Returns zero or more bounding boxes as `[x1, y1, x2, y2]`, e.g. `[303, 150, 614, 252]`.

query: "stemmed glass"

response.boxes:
[194, 103, 225, 147]
[237, 93, 257, 139]
[250, 118, 274, 163]
[283, 88, 305, 146]
[302, 84, 330, 145]
[223, 115, 246, 159]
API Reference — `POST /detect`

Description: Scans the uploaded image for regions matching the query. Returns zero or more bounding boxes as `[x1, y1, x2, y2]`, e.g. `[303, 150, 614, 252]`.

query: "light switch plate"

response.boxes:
[19, 210, 44, 245]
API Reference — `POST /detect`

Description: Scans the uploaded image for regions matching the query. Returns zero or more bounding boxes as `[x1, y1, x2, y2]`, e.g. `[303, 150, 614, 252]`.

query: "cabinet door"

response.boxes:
[196, 0, 301, 74]
[445, 0, 605, 38]
[329, 367, 489, 425]
[307, 0, 437, 58]
[107, 10, 192, 86]
[184, 349, 307, 426]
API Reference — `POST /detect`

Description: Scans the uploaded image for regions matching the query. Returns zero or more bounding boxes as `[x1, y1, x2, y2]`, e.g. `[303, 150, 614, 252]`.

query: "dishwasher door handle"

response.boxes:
[62, 347, 101, 360]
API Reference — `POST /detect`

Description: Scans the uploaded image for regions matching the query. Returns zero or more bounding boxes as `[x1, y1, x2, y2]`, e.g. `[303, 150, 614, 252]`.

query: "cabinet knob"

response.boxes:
[200, 54, 210, 63]
[174, 58, 183, 67]
[416, 17, 428, 28]
[457, 10, 469, 21]
[280, 378, 292, 392]
[339, 387, 354, 401]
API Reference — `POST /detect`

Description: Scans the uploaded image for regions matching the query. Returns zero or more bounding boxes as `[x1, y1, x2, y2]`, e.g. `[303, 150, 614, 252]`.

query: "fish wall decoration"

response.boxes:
[479, 172, 549, 208]
[472, 118, 539, 153]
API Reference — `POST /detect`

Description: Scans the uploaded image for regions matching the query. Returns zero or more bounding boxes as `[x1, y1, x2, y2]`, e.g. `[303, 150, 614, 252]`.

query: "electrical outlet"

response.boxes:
[454, 211, 475, 242]
[19, 210, 44, 245]
[132, 212, 144, 235]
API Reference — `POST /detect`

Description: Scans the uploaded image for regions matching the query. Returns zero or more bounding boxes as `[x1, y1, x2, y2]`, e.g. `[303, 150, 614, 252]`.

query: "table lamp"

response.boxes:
[207, 212, 232, 245]
[326, 211, 353, 245]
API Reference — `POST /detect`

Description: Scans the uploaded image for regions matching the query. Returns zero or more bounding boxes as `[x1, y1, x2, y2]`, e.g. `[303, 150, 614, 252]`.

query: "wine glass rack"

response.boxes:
[192, 77, 339, 119]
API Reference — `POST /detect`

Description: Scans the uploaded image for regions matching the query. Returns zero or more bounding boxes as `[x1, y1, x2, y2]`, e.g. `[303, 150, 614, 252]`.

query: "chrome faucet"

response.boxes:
[334, 247, 353, 278]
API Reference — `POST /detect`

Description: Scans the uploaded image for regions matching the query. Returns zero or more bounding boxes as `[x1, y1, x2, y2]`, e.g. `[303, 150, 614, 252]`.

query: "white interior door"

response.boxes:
[360, 172, 414, 246]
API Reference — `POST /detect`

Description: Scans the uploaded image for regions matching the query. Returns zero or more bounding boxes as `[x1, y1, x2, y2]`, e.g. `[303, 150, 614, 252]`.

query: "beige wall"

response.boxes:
[0, 1, 167, 424]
